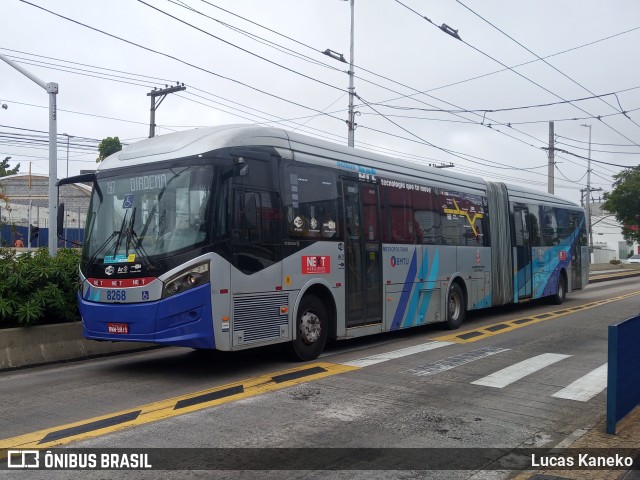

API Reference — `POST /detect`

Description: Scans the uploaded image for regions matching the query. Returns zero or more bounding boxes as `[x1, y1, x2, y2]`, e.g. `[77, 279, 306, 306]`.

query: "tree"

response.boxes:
[0, 157, 18, 209]
[0, 157, 20, 177]
[96, 136, 123, 163]
[602, 166, 640, 245]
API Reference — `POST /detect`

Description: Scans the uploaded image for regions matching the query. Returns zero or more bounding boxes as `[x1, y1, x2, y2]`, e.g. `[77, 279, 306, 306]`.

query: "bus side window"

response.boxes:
[412, 188, 441, 244]
[381, 183, 412, 243]
[232, 189, 280, 274]
[541, 206, 558, 246]
[283, 163, 339, 240]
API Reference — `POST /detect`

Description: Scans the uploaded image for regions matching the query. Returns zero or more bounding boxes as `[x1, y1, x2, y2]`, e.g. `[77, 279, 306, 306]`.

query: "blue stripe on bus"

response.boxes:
[390, 249, 418, 331]
[415, 248, 440, 326]
[404, 248, 427, 328]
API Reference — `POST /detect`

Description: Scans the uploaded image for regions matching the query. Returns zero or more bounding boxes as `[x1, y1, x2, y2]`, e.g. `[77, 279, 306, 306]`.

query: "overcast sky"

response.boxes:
[2, 0, 639, 216]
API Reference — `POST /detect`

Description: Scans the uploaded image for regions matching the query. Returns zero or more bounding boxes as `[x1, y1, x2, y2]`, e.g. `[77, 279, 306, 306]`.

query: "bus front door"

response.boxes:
[569, 212, 582, 289]
[514, 204, 533, 299]
[342, 180, 382, 327]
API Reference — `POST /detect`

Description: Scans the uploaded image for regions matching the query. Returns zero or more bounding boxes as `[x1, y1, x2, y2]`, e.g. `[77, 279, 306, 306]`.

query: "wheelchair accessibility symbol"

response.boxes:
[122, 194, 134, 209]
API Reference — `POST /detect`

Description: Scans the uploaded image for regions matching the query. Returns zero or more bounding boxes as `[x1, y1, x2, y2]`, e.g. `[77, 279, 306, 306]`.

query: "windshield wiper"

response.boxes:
[124, 207, 136, 257]
[85, 230, 119, 270]
[124, 208, 156, 270]
[111, 210, 129, 257]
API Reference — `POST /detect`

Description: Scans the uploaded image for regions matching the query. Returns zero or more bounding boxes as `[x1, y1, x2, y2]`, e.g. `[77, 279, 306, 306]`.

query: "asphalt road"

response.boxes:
[1, 275, 639, 479]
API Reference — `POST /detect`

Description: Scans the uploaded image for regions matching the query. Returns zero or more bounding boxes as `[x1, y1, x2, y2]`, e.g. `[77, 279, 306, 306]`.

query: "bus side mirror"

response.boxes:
[57, 203, 65, 239]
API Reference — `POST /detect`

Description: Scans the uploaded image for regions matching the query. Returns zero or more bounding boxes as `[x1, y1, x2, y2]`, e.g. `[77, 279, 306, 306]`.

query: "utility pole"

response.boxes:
[547, 121, 554, 194]
[63, 133, 72, 178]
[147, 83, 186, 138]
[581, 124, 593, 254]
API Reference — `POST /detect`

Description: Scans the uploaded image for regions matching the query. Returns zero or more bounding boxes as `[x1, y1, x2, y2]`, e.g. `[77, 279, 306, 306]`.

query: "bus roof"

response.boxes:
[99, 124, 580, 208]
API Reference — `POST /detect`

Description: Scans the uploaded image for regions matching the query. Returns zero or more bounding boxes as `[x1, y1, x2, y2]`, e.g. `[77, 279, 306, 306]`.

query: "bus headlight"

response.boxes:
[162, 262, 210, 298]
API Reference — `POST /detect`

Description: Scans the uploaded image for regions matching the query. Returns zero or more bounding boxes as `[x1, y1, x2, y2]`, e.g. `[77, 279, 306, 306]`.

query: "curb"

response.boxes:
[589, 270, 640, 284]
[0, 322, 158, 371]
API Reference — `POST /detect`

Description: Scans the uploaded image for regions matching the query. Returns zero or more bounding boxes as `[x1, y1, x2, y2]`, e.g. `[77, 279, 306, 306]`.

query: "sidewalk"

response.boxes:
[514, 404, 640, 479]
[589, 265, 640, 284]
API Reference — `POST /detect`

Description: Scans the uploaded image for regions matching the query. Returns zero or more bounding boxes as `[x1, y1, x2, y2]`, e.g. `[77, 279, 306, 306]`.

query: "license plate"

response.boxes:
[108, 323, 129, 334]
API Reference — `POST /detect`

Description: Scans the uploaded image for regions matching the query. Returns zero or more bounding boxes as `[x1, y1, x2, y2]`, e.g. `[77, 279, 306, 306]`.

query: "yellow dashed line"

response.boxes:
[434, 290, 640, 344]
[0, 362, 358, 452]
[2, 290, 638, 453]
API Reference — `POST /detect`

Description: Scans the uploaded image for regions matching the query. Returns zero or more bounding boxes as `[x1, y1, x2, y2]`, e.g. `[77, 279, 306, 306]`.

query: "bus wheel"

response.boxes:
[551, 274, 566, 305]
[290, 295, 328, 361]
[445, 283, 466, 330]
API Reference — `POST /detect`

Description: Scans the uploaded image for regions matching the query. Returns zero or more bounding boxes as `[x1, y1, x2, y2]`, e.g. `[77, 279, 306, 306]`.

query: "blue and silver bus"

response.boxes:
[58, 125, 588, 360]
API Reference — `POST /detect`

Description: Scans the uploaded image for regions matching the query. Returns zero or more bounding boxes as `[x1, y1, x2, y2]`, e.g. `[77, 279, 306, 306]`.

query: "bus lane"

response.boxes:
[1, 277, 638, 463]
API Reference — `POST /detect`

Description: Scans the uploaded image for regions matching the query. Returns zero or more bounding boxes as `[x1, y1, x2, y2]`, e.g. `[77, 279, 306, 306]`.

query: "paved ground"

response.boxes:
[515, 404, 640, 479]
[515, 269, 640, 480]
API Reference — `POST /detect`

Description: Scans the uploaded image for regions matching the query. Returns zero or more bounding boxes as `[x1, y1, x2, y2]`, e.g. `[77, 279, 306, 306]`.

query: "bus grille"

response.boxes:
[233, 293, 289, 344]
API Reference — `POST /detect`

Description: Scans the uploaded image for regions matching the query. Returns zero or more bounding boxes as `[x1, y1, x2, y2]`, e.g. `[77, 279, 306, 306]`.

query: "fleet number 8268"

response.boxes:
[106, 290, 127, 301]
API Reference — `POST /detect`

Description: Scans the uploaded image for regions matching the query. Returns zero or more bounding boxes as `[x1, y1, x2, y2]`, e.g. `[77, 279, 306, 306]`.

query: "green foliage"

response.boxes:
[0, 157, 20, 177]
[602, 166, 640, 245]
[609, 259, 622, 265]
[0, 247, 81, 327]
[96, 136, 123, 163]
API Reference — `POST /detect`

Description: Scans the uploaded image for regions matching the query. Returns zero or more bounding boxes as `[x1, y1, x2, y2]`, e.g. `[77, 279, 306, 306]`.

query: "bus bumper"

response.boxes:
[79, 283, 215, 349]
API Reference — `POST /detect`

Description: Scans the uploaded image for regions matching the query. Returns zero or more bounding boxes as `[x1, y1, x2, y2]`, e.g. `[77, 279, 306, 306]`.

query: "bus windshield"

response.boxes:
[82, 164, 215, 266]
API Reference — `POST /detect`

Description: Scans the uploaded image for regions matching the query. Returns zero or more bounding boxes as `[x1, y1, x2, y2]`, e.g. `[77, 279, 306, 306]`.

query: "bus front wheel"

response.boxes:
[445, 283, 466, 330]
[290, 295, 328, 361]
[550, 273, 566, 305]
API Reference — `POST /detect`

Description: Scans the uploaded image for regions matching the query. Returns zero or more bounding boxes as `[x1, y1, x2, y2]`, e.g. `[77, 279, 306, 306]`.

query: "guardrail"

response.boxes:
[607, 313, 640, 434]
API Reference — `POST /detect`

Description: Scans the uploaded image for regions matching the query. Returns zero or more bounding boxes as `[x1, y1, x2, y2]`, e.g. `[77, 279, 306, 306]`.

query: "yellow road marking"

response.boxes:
[434, 290, 640, 344]
[2, 290, 637, 453]
[0, 362, 358, 453]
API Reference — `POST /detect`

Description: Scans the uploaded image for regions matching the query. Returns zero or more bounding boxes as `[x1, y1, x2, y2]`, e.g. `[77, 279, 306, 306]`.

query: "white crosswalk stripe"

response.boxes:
[471, 353, 571, 388]
[340, 341, 453, 367]
[342, 341, 606, 403]
[551, 363, 608, 402]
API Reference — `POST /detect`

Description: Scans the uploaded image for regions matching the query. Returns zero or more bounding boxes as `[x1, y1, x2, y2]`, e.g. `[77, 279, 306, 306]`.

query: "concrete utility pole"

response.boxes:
[547, 121, 554, 194]
[63, 133, 73, 178]
[581, 124, 593, 253]
[147, 83, 186, 138]
[0, 52, 58, 256]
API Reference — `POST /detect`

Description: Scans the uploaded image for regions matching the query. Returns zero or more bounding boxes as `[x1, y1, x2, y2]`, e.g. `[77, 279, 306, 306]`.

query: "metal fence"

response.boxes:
[0, 224, 84, 248]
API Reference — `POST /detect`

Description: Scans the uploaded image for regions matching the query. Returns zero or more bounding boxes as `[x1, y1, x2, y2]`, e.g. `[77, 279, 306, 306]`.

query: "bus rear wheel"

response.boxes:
[445, 282, 466, 330]
[290, 295, 328, 361]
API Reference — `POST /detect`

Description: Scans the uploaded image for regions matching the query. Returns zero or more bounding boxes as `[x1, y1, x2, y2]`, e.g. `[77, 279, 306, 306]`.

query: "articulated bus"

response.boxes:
[58, 125, 588, 361]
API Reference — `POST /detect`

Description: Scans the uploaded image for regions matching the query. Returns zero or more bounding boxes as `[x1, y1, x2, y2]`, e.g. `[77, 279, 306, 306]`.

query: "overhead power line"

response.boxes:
[17, 0, 347, 125]
[395, 0, 640, 149]
[454, 0, 640, 130]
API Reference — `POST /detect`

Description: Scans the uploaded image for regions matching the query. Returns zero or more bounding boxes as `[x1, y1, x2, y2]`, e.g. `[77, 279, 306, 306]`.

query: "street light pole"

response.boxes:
[0, 51, 58, 256]
[324, 0, 356, 147]
[581, 124, 593, 255]
[347, 0, 355, 147]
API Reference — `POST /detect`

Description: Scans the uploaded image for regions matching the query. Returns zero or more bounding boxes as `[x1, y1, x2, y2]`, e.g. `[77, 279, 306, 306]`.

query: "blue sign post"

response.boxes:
[607, 314, 640, 434]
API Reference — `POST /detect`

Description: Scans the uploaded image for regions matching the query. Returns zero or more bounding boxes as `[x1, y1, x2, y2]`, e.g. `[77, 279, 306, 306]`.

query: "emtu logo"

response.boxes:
[390, 256, 410, 268]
